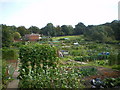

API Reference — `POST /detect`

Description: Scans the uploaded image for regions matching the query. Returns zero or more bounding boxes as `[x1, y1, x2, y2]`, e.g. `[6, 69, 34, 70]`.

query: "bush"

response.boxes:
[74, 55, 108, 62]
[108, 53, 118, 66]
[2, 48, 19, 60]
[12, 42, 25, 47]
[70, 50, 85, 56]
[103, 77, 120, 88]
[117, 51, 120, 65]
[1, 60, 15, 89]
[1, 60, 10, 89]
[75, 67, 97, 76]
[19, 44, 58, 78]
[112, 65, 120, 70]
[94, 60, 108, 66]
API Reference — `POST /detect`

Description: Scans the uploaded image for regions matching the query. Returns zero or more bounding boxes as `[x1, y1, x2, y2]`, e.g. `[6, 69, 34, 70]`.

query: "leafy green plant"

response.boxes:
[103, 77, 120, 88]
[2, 60, 14, 89]
[12, 41, 25, 47]
[94, 60, 108, 66]
[19, 44, 58, 79]
[108, 53, 118, 65]
[112, 65, 120, 70]
[78, 67, 98, 76]
[70, 50, 85, 56]
[2, 48, 19, 60]
[19, 67, 84, 88]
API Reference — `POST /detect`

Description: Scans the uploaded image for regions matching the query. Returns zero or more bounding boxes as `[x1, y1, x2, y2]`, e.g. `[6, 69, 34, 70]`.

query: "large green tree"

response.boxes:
[110, 20, 120, 40]
[17, 26, 27, 36]
[13, 32, 21, 40]
[74, 22, 86, 35]
[2, 25, 14, 47]
[41, 23, 56, 36]
[55, 25, 64, 36]
[84, 25, 114, 42]
[61, 25, 74, 35]
[28, 26, 41, 34]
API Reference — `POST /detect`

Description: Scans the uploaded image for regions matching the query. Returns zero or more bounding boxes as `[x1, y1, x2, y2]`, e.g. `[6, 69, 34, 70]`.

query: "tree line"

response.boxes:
[1, 20, 120, 47]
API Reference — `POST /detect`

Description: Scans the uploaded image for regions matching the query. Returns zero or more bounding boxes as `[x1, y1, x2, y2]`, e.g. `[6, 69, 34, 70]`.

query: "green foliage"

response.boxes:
[19, 67, 84, 88]
[74, 55, 108, 62]
[19, 44, 58, 78]
[74, 22, 86, 35]
[2, 60, 8, 89]
[108, 53, 118, 66]
[61, 25, 74, 35]
[28, 26, 41, 34]
[70, 50, 85, 56]
[17, 26, 27, 36]
[55, 25, 64, 36]
[12, 41, 25, 48]
[41, 23, 56, 36]
[117, 51, 120, 65]
[84, 26, 114, 42]
[94, 60, 108, 66]
[110, 20, 120, 40]
[112, 65, 120, 70]
[2, 60, 7, 79]
[78, 67, 97, 76]
[103, 77, 120, 88]
[1, 60, 15, 89]
[13, 32, 21, 40]
[2, 48, 19, 60]
[2, 25, 14, 47]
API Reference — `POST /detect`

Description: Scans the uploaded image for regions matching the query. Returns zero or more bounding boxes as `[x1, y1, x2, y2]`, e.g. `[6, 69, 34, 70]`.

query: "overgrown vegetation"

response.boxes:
[1, 60, 15, 89]
[2, 48, 19, 60]
[103, 77, 120, 88]
[19, 67, 85, 88]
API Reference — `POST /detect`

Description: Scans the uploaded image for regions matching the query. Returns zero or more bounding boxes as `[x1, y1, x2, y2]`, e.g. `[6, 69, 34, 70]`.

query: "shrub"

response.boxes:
[103, 77, 120, 88]
[19, 44, 58, 78]
[117, 51, 120, 65]
[12, 42, 25, 47]
[94, 60, 108, 66]
[2, 48, 19, 60]
[112, 65, 120, 70]
[70, 50, 85, 56]
[74, 55, 108, 62]
[1, 60, 15, 89]
[78, 67, 97, 76]
[108, 53, 118, 65]
[1, 60, 10, 89]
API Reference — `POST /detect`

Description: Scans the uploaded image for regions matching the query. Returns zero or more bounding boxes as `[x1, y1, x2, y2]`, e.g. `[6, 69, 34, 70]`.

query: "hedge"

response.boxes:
[19, 44, 58, 77]
[2, 48, 18, 60]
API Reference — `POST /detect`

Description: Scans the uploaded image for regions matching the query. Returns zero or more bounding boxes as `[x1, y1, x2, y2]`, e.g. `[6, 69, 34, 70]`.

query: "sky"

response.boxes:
[0, 0, 120, 28]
